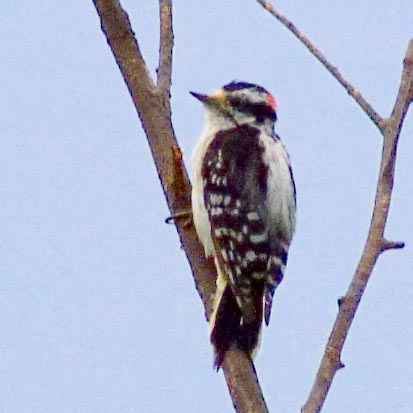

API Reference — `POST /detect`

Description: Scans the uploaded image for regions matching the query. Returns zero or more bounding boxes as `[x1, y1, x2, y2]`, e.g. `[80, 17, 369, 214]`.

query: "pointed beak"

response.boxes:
[190, 89, 227, 106]
[189, 91, 209, 102]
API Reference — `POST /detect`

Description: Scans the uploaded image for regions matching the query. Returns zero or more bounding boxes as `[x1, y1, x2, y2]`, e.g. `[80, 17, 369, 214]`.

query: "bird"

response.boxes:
[190, 81, 296, 369]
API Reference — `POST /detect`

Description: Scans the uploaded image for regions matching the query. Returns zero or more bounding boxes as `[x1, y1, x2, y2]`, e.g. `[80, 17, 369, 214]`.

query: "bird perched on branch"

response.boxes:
[191, 81, 296, 369]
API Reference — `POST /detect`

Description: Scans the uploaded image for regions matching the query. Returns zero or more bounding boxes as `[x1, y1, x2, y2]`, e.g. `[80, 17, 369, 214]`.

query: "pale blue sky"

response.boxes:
[1, 1, 412, 412]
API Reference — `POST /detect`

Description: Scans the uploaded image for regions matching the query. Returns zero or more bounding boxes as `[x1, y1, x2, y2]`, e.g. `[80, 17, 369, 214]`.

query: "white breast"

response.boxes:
[191, 121, 219, 257]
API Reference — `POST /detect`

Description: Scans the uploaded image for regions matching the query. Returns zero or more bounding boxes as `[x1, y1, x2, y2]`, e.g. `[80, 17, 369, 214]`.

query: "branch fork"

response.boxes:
[254, 4, 412, 412]
[93, 1, 411, 412]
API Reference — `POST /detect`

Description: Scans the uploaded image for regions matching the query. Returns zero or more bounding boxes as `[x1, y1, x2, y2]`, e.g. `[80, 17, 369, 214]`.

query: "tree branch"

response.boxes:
[92, 1, 268, 412]
[254, 2, 412, 412]
[254, 0, 383, 130]
[157, 0, 173, 95]
[381, 239, 405, 252]
[301, 41, 412, 413]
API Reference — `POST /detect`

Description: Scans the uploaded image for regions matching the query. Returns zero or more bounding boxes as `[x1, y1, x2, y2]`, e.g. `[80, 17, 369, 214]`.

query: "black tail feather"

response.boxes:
[210, 285, 263, 370]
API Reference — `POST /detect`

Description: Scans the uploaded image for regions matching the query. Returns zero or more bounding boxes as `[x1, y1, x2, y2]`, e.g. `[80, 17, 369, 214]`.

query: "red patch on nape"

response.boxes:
[266, 93, 277, 111]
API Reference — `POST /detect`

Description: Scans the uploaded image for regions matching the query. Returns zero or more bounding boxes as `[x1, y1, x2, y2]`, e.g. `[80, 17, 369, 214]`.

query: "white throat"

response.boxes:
[203, 107, 274, 137]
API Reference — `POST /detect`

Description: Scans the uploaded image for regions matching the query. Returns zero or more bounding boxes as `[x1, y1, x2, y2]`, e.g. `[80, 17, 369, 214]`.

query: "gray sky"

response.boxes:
[1, 1, 412, 412]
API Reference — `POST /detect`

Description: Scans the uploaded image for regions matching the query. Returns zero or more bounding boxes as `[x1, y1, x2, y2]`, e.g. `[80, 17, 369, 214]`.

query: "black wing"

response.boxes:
[202, 124, 271, 324]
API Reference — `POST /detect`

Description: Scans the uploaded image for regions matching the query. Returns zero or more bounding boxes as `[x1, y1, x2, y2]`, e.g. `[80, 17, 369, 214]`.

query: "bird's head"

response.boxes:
[190, 81, 277, 129]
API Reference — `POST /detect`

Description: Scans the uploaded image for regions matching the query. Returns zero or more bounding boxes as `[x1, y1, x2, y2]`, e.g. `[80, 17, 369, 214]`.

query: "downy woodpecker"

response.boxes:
[191, 81, 296, 369]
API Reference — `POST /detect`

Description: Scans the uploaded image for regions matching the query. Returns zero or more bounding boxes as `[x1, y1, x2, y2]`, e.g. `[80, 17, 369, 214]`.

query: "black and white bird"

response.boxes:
[190, 81, 296, 369]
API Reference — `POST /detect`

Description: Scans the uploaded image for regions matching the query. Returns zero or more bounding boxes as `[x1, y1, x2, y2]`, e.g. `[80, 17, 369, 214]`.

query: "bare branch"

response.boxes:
[252, 2, 412, 411]
[157, 0, 174, 95]
[92, 1, 269, 412]
[254, 0, 383, 130]
[381, 239, 405, 252]
[389, 40, 413, 139]
[223, 350, 269, 413]
[92, 0, 155, 92]
[301, 41, 412, 413]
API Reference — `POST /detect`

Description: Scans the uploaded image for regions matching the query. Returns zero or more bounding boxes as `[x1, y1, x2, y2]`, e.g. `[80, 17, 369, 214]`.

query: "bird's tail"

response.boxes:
[209, 280, 263, 370]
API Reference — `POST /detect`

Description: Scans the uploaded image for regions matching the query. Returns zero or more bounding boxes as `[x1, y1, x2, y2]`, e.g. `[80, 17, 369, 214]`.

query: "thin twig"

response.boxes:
[255, 0, 383, 130]
[390, 40, 413, 137]
[381, 239, 405, 251]
[92, 1, 269, 412]
[301, 40, 412, 413]
[157, 0, 174, 95]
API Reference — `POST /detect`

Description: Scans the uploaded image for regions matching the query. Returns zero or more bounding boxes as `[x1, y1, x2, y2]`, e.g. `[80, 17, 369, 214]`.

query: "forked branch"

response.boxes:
[302, 41, 412, 413]
[255, 2, 412, 412]
[92, 1, 269, 412]
[255, 0, 383, 130]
